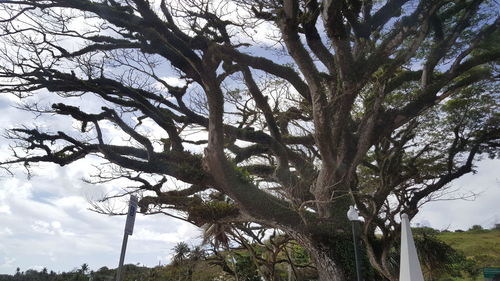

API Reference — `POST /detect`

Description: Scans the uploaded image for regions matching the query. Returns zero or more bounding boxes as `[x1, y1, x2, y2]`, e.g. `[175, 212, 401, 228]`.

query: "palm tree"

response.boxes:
[172, 242, 191, 266]
[79, 263, 89, 275]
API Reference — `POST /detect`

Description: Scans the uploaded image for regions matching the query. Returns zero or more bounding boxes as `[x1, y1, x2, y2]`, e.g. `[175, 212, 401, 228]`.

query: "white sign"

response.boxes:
[124, 195, 138, 235]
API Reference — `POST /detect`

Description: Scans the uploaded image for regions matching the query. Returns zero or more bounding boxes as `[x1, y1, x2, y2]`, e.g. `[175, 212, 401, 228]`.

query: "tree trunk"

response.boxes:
[312, 249, 348, 281]
[364, 235, 398, 281]
[293, 232, 350, 281]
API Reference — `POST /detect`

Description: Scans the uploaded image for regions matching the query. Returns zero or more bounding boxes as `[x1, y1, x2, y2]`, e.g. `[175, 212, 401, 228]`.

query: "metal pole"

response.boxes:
[116, 232, 129, 281]
[352, 221, 362, 281]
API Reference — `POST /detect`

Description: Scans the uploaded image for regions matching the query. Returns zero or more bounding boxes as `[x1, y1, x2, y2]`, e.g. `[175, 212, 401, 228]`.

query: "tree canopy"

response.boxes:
[0, 0, 498, 280]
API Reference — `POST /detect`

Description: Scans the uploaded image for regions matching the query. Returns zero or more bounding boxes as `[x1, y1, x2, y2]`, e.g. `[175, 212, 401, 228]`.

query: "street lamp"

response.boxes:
[347, 205, 362, 281]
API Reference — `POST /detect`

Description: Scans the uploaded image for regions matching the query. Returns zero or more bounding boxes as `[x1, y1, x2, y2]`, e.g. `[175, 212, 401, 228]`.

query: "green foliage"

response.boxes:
[289, 243, 311, 266]
[188, 201, 239, 224]
[176, 152, 206, 182]
[414, 232, 475, 281]
[172, 242, 191, 266]
[229, 161, 253, 184]
[232, 253, 261, 281]
[468, 225, 484, 231]
[412, 226, 441, 237]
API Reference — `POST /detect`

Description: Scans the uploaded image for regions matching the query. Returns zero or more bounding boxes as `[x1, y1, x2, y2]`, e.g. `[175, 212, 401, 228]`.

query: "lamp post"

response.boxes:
[347, 205, 362, 281]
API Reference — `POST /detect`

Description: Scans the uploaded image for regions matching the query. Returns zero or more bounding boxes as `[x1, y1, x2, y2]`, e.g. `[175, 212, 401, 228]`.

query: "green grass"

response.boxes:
[437, 229, 500, 269]
[429, 228, 500, 281]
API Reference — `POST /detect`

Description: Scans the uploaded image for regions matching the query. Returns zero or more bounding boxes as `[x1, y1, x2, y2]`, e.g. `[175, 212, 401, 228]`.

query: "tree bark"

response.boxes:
[313, 250, 347, 281]
[293, 232, 350, 281]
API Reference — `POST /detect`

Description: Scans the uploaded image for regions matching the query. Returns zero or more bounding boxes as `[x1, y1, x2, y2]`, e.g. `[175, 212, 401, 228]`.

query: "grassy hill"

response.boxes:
[438, 228, 500, 270]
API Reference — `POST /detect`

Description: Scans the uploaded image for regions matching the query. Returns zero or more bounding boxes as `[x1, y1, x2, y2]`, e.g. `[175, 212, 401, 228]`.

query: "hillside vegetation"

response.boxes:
[438, 228, 500, 271]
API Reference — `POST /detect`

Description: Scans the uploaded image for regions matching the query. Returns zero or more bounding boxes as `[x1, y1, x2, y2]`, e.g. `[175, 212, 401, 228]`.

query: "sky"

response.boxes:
[0, 1, 499, 276]
[0, 92, 202, 275]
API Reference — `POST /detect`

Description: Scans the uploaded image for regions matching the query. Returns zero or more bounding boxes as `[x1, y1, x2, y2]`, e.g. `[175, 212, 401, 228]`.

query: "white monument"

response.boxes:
[399, 213, 424, 281]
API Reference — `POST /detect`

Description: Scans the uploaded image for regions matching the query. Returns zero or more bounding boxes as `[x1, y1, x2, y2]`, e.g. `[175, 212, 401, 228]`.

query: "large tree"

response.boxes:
[0, 0, 498, 280]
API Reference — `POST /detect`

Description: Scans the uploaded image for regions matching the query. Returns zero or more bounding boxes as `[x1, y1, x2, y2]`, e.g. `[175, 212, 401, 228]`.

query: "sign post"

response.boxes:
[116, 195, 138, 281]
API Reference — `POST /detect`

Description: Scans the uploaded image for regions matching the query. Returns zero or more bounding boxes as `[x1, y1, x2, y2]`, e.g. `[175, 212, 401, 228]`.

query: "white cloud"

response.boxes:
[160, 76, 187, 88]
[0, 205, 10, 214]
[31, 220, 75, 236]
[28, 265, 46, 272]
[133, 221, 199, 244]
[0, 227, 13, 236]
[0, 257, 16, 268]
[51, 221, 62, 229]
[134, 229, 181, 243]
[31, 221, 56, 235]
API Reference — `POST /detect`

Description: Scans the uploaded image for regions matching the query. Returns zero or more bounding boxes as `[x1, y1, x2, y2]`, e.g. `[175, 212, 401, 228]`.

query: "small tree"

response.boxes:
[79, 263, 89, 275]
[172, 242, 191, 266]
[469, 225, 484, 231]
